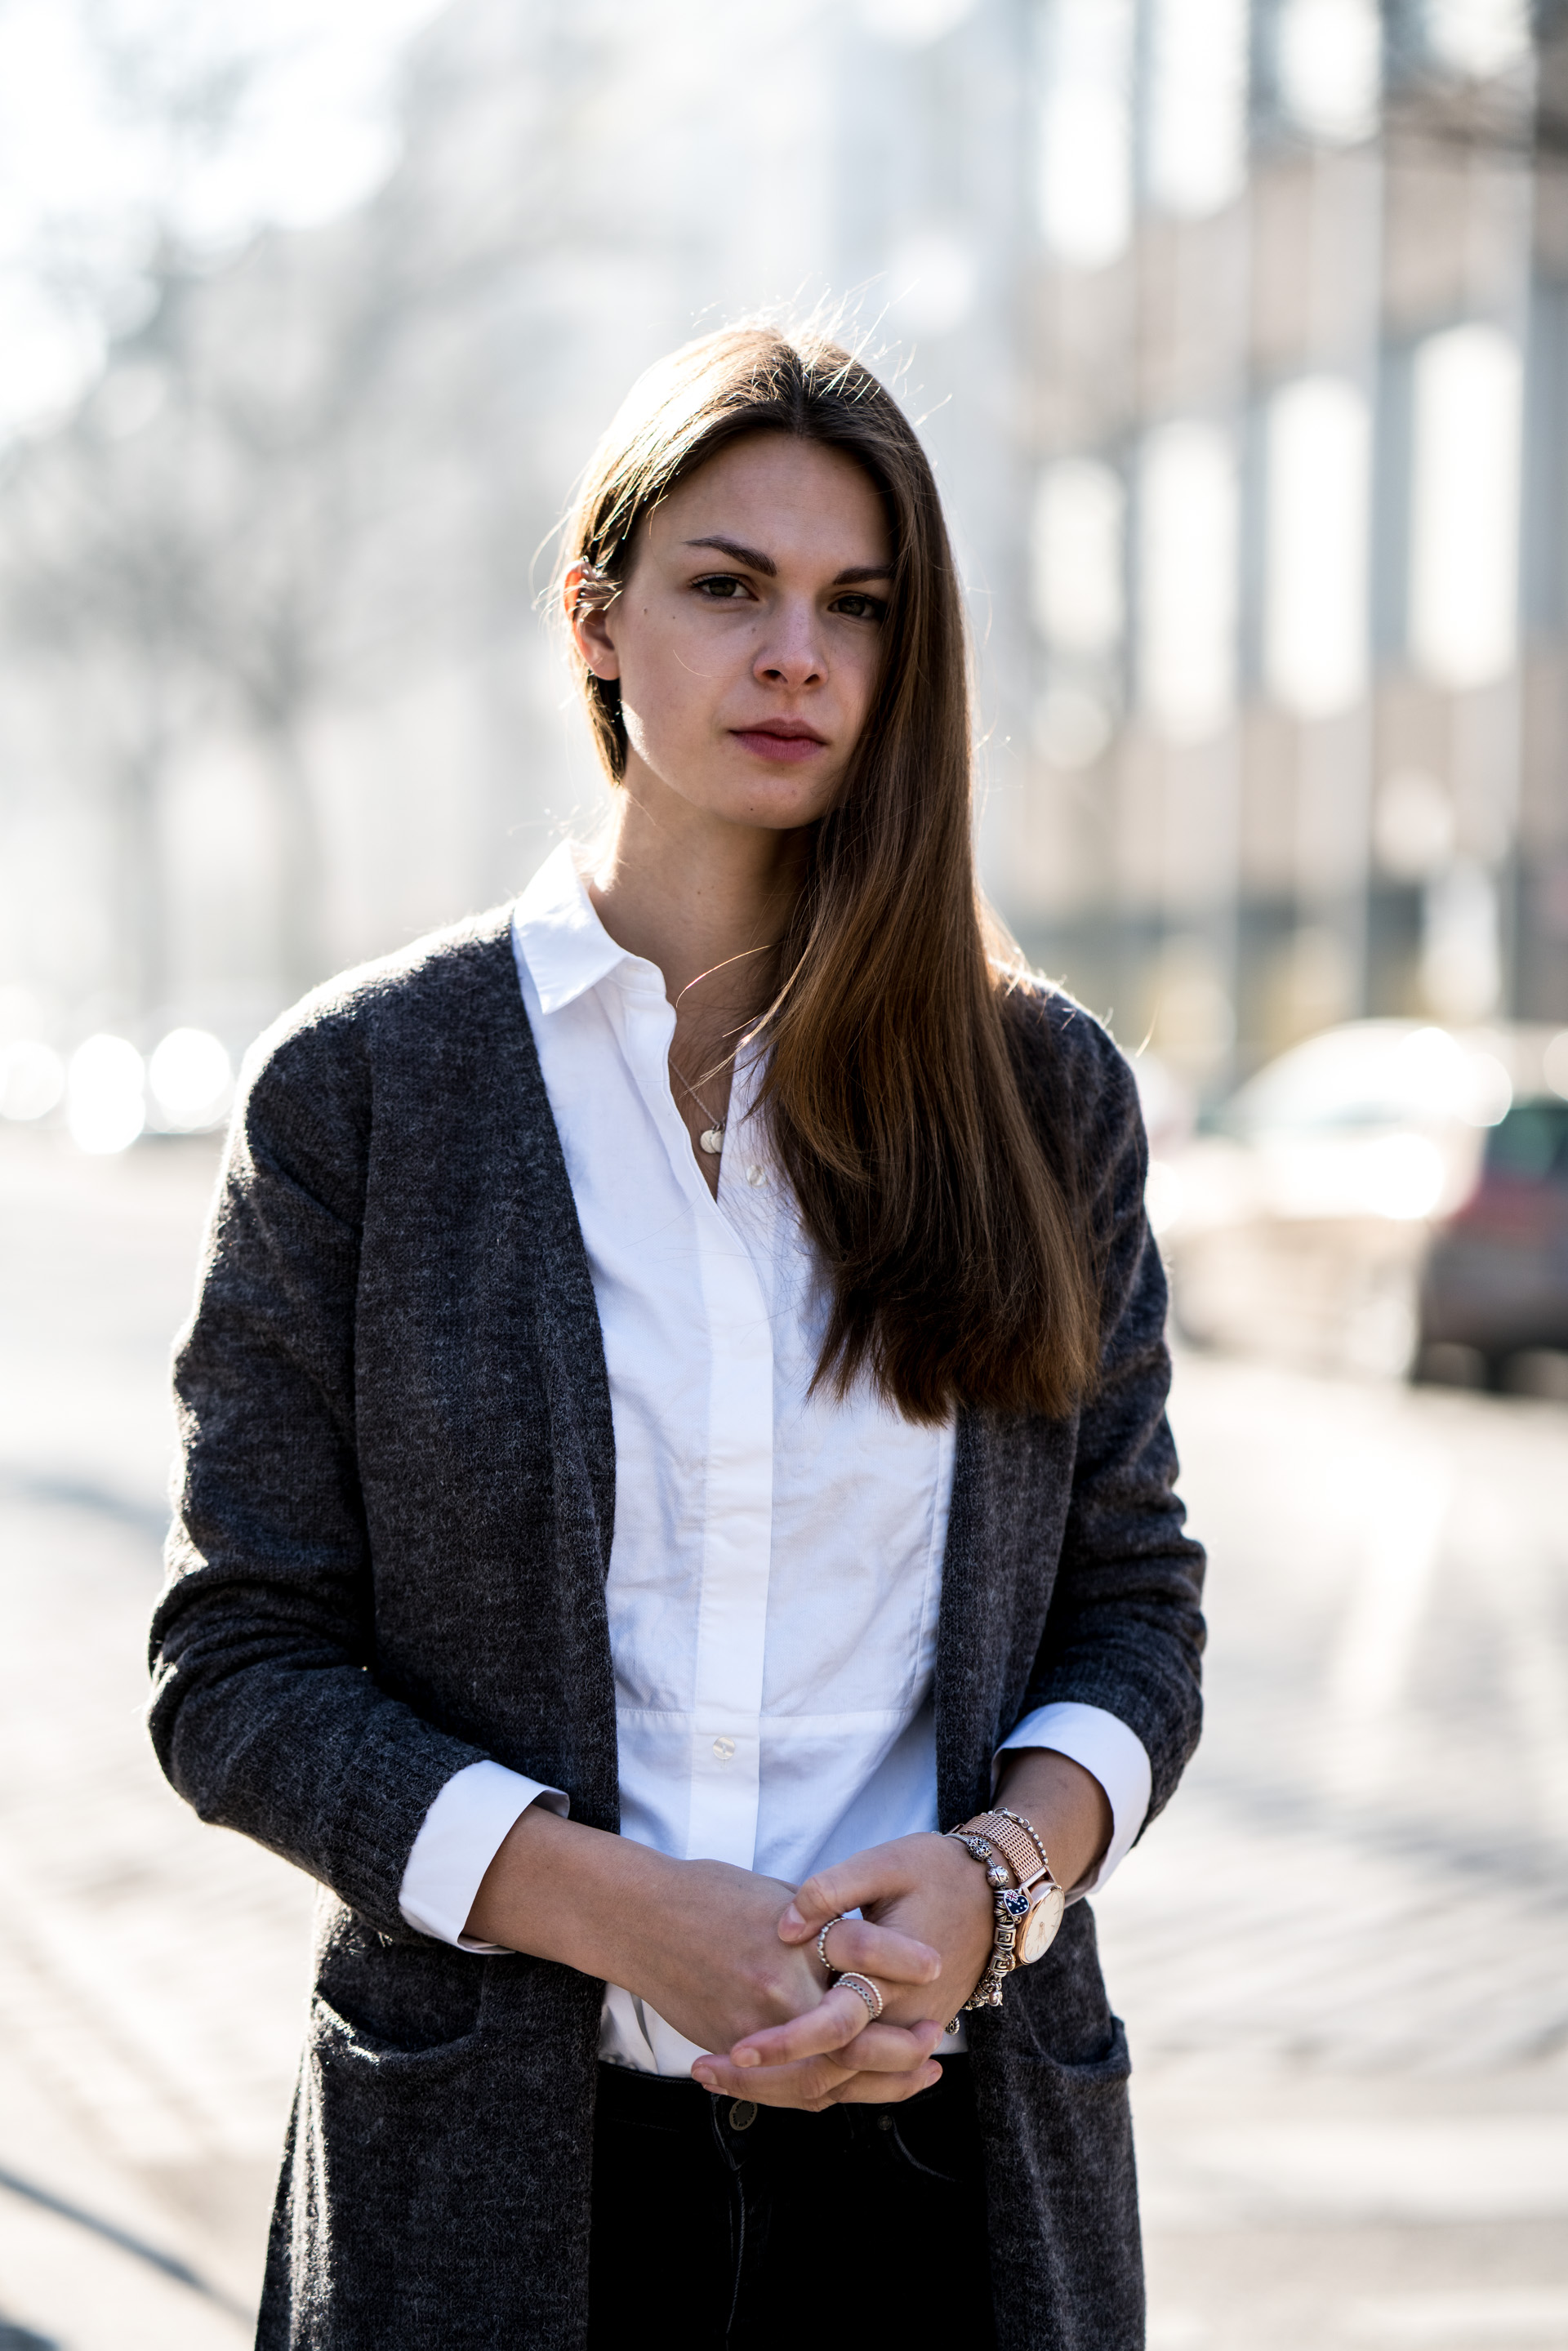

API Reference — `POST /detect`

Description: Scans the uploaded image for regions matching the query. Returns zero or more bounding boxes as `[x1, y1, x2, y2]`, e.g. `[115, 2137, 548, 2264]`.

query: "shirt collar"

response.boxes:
[513, 841, 642, 1014]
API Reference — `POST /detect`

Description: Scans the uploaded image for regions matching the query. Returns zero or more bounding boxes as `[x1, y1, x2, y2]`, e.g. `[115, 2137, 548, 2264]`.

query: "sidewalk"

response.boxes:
[1100, 1351, 1568, 2349]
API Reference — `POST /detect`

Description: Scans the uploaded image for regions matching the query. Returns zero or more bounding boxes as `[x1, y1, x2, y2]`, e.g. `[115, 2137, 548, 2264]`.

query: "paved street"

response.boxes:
[1098, 1355, 1568, 2349]
[1, 1123, 1565, 2349]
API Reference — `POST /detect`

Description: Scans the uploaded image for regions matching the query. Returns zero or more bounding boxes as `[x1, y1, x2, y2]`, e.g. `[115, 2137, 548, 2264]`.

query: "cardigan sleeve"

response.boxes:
[147, 1010, 491, 1939]
[1018, 1017, 1207, 1828]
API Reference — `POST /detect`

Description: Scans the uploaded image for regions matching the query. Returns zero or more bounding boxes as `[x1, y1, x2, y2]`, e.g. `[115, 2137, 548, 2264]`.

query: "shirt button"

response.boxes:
[746, 1164, 768, 1187]
[711, 1736, 736, 1761]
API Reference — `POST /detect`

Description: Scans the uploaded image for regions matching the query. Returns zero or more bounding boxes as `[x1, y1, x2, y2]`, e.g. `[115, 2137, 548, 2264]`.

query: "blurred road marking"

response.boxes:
[1147, 2317, 1211, 2349]
[0, 2182, 249, 2351]
[1343, 2287, 1568, 2343]
[0, 2169, 246, 2319]
[1156, 2117, 1568, 2223]
[1482, 1538, 1568, 1851]
[1330, 1456, 1452, 1722]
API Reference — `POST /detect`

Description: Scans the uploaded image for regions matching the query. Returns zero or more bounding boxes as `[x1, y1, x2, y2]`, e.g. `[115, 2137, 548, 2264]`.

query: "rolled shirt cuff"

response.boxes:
[994, 1700, 1152, 1898]
[398, 1758, 568, 1951]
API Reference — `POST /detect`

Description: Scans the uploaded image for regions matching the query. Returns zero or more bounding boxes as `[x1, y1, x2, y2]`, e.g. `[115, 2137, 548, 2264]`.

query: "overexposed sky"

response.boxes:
[0, 0, 448, 436]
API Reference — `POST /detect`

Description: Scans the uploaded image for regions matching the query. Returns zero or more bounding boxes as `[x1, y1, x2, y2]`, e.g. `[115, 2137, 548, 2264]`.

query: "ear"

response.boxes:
[564, 563, 621, 682]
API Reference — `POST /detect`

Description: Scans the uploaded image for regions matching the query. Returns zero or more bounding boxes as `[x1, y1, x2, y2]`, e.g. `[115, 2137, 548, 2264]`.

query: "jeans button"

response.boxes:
[728, 2099, 758, 2131]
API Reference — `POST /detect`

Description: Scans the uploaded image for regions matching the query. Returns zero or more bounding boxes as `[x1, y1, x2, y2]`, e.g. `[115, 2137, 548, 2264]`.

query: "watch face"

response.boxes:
[1017, 1885, 1066, 1965]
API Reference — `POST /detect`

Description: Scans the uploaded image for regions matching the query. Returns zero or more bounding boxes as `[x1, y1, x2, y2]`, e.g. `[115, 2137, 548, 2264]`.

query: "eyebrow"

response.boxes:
[683, 535, 893, 586]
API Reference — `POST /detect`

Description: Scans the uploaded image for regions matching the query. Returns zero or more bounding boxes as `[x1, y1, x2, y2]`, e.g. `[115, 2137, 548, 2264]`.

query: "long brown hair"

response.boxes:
[559, 323, 1098, 1421]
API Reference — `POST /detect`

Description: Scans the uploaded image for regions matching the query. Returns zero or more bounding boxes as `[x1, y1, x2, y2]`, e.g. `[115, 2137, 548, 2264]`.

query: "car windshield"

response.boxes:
[1483, 1101, 1568, 1186]
[1220, 1023, 1511, 1138]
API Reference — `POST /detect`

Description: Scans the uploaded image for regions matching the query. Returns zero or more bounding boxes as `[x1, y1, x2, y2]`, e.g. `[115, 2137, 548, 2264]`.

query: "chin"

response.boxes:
[724, 759, 841, 828]
[728, 786, 836, 832]
[632, 739, 840, 832]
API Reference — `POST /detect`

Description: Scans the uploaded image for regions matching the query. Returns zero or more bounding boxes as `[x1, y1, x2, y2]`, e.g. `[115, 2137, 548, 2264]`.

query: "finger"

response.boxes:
[692, 2048, 944, 2111]
[730, 2005, 940, 2074]
[808, 1916, 941, 1985]
[827, 2017, 944, 2073]
[834, 2059, 944, 2105]
[779, 1855, 913, 1935]
[691, 2052, 857, 2108]
[724, 1985, 871, 2069]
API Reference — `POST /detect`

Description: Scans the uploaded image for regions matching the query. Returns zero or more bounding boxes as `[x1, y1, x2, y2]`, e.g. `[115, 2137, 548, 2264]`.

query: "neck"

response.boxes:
[587, 762, 809, 1034]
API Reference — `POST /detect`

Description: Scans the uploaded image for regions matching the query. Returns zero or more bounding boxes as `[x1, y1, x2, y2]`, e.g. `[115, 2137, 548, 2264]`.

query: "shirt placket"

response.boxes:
[610, 977, 773, 1872]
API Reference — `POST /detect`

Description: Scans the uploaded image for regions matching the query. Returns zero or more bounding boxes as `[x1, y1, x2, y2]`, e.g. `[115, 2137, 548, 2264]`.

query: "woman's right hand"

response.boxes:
[465, 1806, 942, 2101]
[610, 1853, 941, 2075]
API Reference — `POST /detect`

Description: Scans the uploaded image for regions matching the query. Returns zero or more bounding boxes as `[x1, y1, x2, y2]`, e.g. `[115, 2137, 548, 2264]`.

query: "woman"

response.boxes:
[150, 323, 1205, 2351]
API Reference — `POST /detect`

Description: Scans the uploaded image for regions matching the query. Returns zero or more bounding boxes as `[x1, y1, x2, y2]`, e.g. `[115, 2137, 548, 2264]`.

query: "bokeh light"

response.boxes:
[147, 1027, 232, 1132]
[66, 1033, 145, 1154]
[0, 1039, 65, 1120]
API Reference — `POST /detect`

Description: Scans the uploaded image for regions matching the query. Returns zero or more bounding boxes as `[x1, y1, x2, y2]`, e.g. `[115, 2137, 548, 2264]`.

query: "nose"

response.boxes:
[755, 594, 824, 690]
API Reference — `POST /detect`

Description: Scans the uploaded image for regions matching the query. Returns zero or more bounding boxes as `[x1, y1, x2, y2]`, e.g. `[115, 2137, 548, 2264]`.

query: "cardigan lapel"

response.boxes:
[471, 916, 617, 1561]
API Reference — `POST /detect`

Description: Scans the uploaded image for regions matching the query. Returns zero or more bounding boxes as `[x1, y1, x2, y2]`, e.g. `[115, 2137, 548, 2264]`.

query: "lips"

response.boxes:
[731, 722, 827, 764]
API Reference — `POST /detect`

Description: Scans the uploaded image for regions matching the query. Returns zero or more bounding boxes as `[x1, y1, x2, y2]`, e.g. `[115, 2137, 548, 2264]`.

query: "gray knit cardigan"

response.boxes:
[148, 906, 1205, 2351]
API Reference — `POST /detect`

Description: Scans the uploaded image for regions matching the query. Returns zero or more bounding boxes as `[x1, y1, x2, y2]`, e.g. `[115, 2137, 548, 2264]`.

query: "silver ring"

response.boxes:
[834, 1971, 884, 2024]
[817, 1914, 844, 1979]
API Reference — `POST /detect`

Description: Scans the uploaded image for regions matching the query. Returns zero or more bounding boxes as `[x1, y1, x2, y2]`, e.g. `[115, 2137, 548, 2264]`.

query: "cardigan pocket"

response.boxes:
[310, 1898, 486, 2060]
[1018, 2010, 1132, 2088]
[307, 1990, 488, 2074]
[274, 1991, 532, 2351]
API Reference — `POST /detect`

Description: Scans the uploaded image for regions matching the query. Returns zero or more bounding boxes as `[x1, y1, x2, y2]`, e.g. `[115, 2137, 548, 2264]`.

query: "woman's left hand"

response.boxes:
[692, 1751, 1115, 2103]
[690, 1832, 992, 2103]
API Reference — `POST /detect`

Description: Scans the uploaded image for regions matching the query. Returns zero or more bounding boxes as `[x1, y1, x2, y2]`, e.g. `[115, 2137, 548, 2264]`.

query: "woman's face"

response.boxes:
[568, 431, 893, 833]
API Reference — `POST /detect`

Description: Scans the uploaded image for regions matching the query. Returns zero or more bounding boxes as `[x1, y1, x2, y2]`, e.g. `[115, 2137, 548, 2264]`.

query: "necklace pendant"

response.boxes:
[699, 1124, 725, 1156]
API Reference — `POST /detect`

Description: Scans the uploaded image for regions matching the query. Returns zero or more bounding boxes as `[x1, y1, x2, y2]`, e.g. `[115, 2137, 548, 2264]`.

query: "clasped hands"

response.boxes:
[685, 1830, 996, 2112]
[466, 1749, 1110, 2113]
[684, 1750, 1111, 2108]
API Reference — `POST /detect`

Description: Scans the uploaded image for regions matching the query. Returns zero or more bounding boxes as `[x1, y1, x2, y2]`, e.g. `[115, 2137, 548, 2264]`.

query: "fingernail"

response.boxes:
[735, 2048, 760, 2067]
[780, 1905, 804, 1932]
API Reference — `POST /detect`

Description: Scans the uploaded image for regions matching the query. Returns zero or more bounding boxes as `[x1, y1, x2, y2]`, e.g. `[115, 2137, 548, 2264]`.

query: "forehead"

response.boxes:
[645, 432, 889, 562]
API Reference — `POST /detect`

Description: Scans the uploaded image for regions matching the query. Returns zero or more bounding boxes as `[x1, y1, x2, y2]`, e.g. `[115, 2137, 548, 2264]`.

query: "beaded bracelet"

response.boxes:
[943, 1830, 1036, 2013]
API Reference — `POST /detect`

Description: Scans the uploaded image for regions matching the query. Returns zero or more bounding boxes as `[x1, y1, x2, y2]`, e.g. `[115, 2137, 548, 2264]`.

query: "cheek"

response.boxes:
[838, 638, 884, 741]
[617, 611, 728, 748]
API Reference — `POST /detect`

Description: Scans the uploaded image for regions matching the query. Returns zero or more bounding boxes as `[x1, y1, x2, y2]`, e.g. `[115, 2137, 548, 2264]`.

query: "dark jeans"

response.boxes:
[587, 2056, 996, 2349]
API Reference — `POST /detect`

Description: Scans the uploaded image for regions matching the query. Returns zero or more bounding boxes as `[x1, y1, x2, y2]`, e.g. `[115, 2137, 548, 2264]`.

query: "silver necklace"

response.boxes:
[672, 1065, 727, 1156]
[667, 942, 773, 1160]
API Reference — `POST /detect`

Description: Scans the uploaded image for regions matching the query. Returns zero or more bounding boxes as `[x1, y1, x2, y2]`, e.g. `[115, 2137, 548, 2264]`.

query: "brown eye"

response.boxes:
[694, 574, 752, 600]
[831, 593, 886, 623]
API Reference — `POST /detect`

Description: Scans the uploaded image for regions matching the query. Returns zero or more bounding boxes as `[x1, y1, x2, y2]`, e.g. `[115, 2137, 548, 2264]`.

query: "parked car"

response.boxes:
[1152, 1020, 1567, 1381]
[1420, 1094, 1568, 1385]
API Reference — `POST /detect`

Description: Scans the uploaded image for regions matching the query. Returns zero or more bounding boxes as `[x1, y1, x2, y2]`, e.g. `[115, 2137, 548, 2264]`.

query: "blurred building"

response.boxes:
[1, 0, 1565, 1102]
[1006, 0, 1568, 1089]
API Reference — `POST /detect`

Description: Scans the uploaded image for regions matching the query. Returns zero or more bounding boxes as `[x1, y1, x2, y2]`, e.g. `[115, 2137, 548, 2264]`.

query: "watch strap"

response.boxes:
[959, 1810, 1049, 1893]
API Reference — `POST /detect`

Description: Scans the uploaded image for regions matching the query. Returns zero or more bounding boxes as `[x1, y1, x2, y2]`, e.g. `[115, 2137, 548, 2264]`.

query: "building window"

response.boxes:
[1408, 323, 1522, 691]
[1037, 0, 1134, 269]
[1146, 0, 1250, 220]
[1265, 374, 1371, 719]
[1138, 420, 1240, 741]
[1031, 457, 1125, 657]
[1422, 0, 1530, 81]
[1275, 0, 1381, 144]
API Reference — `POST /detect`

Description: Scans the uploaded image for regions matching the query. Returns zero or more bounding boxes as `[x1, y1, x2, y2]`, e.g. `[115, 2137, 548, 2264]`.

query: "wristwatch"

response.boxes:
[947, 1807, 1066, 2010]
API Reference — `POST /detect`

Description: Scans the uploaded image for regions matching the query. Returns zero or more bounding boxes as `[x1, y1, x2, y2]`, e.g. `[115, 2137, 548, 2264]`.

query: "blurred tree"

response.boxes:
[0, 0, 456, 1008]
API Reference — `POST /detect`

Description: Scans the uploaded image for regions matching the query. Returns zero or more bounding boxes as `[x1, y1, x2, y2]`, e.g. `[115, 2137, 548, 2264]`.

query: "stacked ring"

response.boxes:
[816, 1915, 844, 1978]
[834, 1971, 884, 2024]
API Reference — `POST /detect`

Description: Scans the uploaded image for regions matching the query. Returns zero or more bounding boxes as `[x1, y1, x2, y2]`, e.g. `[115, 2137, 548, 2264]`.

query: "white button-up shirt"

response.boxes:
[399, 844, 1151, 2074]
